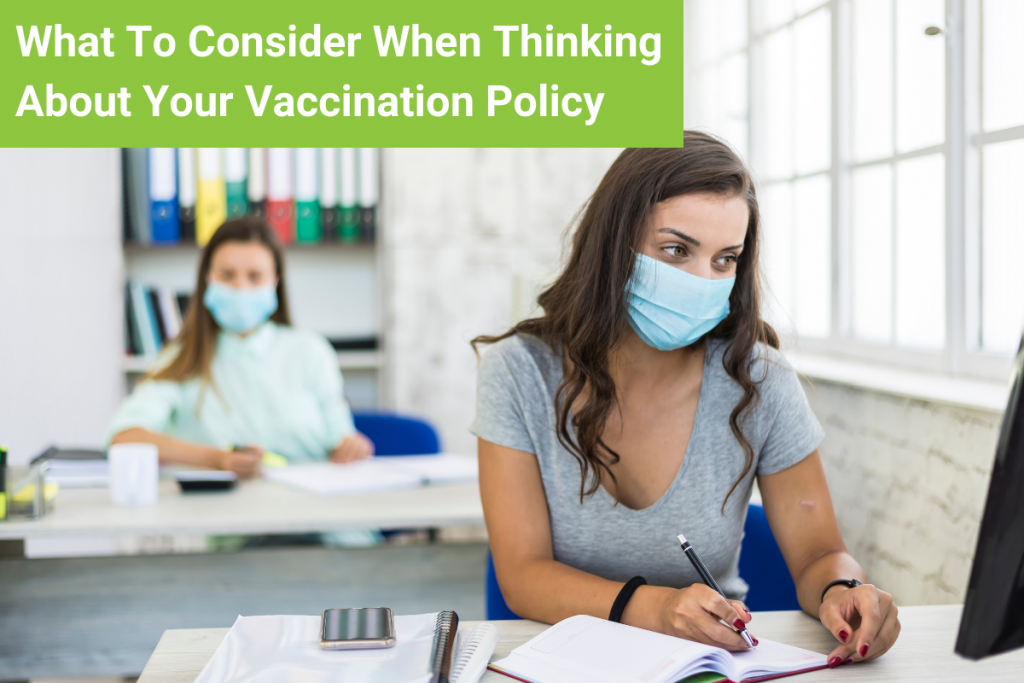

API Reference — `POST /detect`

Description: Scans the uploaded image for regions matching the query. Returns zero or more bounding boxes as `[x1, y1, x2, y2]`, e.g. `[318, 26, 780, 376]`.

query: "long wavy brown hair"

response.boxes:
[148, 217, 292, 386]
[473, 134, 778, 508]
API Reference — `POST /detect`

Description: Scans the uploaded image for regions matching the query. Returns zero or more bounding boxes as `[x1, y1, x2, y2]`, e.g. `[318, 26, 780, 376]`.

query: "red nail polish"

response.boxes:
[828, 656, 841, 668]
[751, 636, 759, 646]
[844, 657, 853, 664]
[838, 629, 849, 643]
[744, 608, 751, 617]
[859, 643, 870, 657]
[733, 618, 746, 631]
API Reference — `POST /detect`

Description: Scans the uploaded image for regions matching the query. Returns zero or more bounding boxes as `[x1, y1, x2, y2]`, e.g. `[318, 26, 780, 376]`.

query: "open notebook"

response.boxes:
[489, 615, 828, 683]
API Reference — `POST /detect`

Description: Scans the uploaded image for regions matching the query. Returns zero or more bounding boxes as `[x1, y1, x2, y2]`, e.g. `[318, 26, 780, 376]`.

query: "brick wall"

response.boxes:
[804, 378, 1002, 605]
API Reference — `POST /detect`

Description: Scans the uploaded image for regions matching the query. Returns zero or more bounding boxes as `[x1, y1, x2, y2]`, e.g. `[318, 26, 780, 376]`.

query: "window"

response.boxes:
[683, 0, 1021, 380]
[753, 4, 833, 339]
[975, 0, 1024, 357]
[850, 0, 946, 351]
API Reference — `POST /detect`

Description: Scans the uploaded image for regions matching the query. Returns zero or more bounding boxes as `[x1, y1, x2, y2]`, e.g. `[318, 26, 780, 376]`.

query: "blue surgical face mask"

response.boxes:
[625, 253, 735, 351]
[203, 281, 278, 334]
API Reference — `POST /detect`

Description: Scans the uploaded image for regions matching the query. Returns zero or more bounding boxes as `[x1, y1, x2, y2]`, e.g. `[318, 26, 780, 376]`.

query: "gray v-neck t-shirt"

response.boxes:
[470, 334, 824, 599]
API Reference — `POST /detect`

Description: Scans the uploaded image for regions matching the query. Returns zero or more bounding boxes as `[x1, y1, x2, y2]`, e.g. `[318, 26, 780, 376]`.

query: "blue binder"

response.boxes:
[149, 148, 180, 244]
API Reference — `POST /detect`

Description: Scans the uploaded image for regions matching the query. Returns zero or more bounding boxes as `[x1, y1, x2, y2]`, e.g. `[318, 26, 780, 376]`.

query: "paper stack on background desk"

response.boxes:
[264, 455, 478, 497]
[42, 459, 109, 488]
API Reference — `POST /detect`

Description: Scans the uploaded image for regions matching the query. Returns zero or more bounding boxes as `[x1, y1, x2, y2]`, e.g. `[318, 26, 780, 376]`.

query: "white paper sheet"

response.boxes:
[193, 612, 439, 683]
[44, 460, 110, 488]
[381, 454, 479, 484]
[264, 455, 477, 497]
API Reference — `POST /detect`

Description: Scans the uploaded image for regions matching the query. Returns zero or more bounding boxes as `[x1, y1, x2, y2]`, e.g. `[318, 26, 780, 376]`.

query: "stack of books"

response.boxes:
[123, 148, 379, 247]
[125, 281, 190, 357]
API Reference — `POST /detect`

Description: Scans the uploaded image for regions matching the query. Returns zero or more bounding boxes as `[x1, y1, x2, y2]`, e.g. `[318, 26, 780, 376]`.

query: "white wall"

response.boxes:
[804, 380, 1002, 606]
[0, 149, 123, 464]
[381, 148, 622, 454]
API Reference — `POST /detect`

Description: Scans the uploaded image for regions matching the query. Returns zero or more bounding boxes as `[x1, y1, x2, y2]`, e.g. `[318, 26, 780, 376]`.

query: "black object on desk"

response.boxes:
[174, 471, 237, 492]
[956, 330, 1024, 659]
[30, 446, 106, 464]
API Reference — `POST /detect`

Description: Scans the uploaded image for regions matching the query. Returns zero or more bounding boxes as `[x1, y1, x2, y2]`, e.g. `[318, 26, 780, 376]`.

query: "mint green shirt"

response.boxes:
[105, 323, 355, 463]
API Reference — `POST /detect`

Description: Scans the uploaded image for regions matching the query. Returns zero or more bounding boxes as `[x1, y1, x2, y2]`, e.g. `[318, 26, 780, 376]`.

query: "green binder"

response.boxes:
[338, 148, 360, 242]
[226, 180, 248, 218]
[296, 200, 322, 243]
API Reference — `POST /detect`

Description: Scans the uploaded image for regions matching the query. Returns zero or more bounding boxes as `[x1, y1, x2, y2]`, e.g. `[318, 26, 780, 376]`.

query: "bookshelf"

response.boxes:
[122, 148, 384, 409]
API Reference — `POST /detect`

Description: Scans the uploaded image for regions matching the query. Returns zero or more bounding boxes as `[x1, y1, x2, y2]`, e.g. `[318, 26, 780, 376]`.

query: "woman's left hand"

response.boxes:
[331, 432, 375, 464]
[819, 583, 900, 666]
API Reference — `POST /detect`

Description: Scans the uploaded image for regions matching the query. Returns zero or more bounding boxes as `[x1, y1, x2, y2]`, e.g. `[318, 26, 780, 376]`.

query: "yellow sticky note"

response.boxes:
[12, 482, 59, 504]
[262, 451, 288, 468]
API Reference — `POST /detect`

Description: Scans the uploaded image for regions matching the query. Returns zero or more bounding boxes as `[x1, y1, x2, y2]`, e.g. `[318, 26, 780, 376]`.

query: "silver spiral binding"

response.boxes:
[429, 610, 458, 683]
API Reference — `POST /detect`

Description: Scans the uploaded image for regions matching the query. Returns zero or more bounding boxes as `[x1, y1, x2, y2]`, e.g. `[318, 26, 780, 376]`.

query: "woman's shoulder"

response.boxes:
[478, 333, 561, 384]
[708, 337, 796, 387]
[149, 342, 182, 373]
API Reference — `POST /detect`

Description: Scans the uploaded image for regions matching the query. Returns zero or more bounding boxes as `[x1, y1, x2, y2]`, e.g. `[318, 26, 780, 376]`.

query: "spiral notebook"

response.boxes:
[488, 615, 828, 683]
[431, 611, 459, 683]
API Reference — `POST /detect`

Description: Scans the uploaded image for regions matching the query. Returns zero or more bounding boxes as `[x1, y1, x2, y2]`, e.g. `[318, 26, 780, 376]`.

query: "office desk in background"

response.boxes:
[0, 477, 484, 543]
[0, 478, 486, 680]
[137, 605, 1024, 683]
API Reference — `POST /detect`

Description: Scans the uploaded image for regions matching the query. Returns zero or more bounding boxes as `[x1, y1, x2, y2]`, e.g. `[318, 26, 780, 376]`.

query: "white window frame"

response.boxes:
[960, 0, 1024, 379]
[688, 0, 1017, 382]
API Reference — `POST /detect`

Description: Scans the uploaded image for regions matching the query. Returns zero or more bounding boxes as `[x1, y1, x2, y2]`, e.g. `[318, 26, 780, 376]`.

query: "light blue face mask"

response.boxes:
[203, 281, 278, 334]
[625, 253, 736, 351]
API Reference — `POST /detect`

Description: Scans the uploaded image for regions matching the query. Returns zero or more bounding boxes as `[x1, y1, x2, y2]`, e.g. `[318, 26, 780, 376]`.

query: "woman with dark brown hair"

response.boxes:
[472, 134, 900, 668]
[106, 217, 373, 476]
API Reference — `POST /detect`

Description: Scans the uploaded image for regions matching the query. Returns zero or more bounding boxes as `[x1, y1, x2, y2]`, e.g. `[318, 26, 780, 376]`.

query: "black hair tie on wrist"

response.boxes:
[820, 578, 863, 605]
[609, 576, 648, 623]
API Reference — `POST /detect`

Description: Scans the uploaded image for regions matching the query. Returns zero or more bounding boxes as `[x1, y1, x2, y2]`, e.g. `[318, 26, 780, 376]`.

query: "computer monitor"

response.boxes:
[955, 333, 1024, 659]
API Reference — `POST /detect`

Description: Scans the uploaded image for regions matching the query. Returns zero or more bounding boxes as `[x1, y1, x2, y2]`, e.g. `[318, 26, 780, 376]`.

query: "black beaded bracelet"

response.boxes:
[821, 578, 863, 604]
[609, 576, 647, 623]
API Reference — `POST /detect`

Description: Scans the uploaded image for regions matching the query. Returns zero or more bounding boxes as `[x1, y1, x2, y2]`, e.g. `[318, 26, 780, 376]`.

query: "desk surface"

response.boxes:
[0, 478, 483, 539]
[137, 605, 1024, 683]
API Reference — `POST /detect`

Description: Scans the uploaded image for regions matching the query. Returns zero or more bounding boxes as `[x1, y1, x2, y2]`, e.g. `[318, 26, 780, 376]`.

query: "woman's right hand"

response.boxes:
[216, 447, 263, 478]
[655, 584, 753, 651]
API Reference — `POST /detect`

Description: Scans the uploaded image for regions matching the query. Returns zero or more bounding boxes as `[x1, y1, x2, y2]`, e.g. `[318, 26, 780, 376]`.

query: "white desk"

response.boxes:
[0, 478, 484, 540]
[137, 605, 1024, 683]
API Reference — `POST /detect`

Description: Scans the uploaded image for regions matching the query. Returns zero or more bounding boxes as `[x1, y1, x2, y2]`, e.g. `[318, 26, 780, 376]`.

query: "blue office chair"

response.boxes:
[484, 502, 800, 620]
[738, 503, 800, 611]
[486, 552, 521, 620]
[351, 411, 442, 541]
[351, 411, 441, 456]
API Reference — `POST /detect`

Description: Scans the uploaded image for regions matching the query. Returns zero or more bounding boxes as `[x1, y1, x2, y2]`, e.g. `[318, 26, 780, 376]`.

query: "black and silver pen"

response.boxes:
[677, 533, 757, 648]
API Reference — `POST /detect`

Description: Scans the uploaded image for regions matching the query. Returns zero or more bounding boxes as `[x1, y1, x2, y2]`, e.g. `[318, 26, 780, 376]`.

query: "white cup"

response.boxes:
[108, 443, 159, 506]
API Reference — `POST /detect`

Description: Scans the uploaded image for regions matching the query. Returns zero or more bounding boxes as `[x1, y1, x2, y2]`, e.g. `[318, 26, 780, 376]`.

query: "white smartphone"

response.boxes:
[319, 607, 396, 650]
